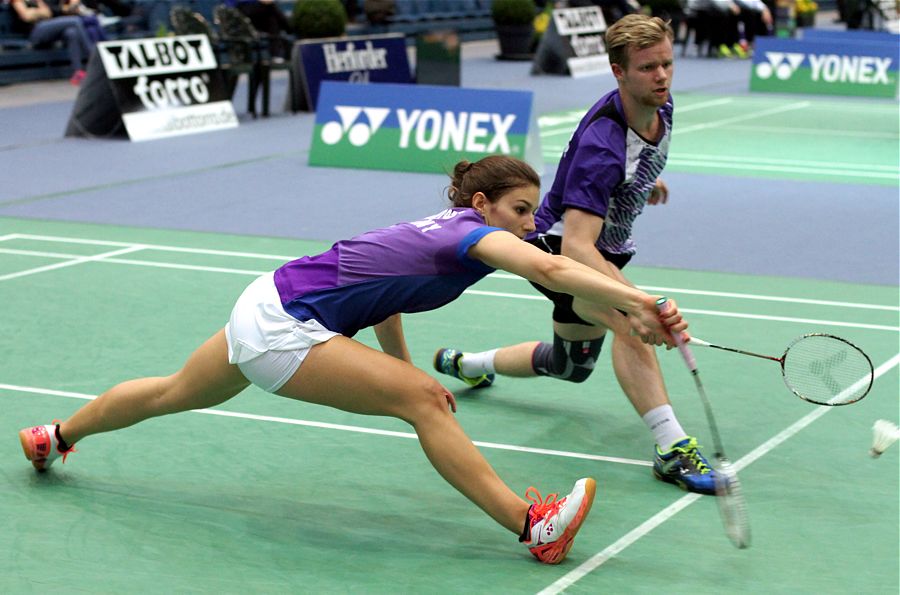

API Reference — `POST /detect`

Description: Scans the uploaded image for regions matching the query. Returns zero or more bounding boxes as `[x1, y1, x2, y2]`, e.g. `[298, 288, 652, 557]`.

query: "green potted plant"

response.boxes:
[291, 0, 347, 39]
[492, 0, 537, 60]
[794, 0, 818, 28]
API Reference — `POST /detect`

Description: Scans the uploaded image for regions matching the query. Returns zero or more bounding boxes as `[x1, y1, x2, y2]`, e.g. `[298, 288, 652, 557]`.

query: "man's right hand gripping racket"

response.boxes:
[657, 298, 751, 549]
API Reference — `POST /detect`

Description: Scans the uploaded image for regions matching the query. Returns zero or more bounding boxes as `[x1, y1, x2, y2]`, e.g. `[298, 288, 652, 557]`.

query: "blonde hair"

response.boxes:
[605, 14, 674, 70]
[447, 155, 540, 207]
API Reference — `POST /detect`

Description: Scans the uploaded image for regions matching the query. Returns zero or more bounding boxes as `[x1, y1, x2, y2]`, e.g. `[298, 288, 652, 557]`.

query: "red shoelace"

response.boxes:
[524, 487, 565, 526]
[52, 419, 77, 463]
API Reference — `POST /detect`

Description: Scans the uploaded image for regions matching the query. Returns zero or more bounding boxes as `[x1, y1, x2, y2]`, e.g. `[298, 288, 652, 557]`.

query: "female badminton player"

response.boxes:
[19, 155, 687, 565]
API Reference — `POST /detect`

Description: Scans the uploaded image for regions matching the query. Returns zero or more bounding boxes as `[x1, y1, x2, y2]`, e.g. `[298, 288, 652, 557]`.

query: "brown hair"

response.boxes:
[447, 155, 540, 207]
[605, 14, 674, 70]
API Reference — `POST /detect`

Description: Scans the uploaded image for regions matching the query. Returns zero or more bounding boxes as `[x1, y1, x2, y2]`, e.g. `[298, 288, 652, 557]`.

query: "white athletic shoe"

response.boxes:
[520, 478, 597, 564]
[19, 424, 75, 471]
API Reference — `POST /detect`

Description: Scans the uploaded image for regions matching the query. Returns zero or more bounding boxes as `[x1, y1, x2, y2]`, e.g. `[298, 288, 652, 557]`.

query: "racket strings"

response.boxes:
[782, 335, 873, 404]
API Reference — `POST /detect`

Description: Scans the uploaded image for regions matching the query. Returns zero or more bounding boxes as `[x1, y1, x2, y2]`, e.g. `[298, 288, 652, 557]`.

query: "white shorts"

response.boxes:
[225, 272, 340, 393]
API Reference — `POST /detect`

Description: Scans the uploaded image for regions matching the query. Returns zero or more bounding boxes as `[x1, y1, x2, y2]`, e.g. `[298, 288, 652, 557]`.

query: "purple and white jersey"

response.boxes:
[274, 208, 501, 337]
[534, 89, 672, 255]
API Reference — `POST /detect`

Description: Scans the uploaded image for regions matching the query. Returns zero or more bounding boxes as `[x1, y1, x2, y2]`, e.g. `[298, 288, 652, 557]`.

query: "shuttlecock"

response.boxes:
[870, 420, 900, 458]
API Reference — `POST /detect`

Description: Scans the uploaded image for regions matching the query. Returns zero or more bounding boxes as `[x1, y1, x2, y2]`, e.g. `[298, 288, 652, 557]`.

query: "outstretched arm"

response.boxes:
[373, 313, 413, 363]
[468, 230, 687, 346]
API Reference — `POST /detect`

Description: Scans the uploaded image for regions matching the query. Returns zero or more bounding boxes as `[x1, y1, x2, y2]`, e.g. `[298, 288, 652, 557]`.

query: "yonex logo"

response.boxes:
[755, 52, 805, 80]
[809, 54, 892, 84]
[756, 52, 893, 85]
[320, 105, 517, 153]
[321, 105, 390, 146]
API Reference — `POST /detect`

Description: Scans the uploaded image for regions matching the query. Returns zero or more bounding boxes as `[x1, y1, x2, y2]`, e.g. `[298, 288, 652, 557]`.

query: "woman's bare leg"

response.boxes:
[277, 335, 530, 534]
[60, 330, 250, 444]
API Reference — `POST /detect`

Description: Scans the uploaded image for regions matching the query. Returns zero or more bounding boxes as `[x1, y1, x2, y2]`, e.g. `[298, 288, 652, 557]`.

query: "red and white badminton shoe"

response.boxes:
[520, 478, 596, 564]
[19, 424, 75, 471]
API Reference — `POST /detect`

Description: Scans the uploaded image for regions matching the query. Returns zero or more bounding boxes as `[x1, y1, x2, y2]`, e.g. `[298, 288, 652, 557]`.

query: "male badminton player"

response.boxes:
[435, 15, 721, 495]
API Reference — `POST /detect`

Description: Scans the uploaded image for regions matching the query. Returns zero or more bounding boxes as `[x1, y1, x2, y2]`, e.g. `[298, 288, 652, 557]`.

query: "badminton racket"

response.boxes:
[657, 298, 751, 549]
[688, 334, 873, 406]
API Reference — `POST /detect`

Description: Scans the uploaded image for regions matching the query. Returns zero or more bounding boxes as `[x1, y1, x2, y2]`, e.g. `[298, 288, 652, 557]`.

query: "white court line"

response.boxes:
[536, 151, 894, 179]
[537, 352, 900, 595]
[639, 285, 899, 312]
[538, 98, 736, 135]
[8, 236, 896, 312]
[3, 242, 897, 331]
[674, 153, 899, 172]
[541, 100, 816, 138]
[0, 245, 146, 282]
[705, 124, 898, 140]
[0, 247, 92, 259]
[95, 257, 269, 277]
[540, 129, 577, 138]
[0, 383, 650, 467]
[0, 248, 271, 276]
[674, 308, 898, 333]
[674, 101, 812, 135]
[12, 233, 296, 261]
[488, 273, 899, 312]
[674, 97, 737, 112]
[464, 290, 899, 332]
[666, 159, 898, 179]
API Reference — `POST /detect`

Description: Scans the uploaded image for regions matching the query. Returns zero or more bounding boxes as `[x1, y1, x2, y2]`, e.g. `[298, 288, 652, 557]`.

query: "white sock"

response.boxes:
[642, 404, 687, 450]
[459, 349, 498, 376]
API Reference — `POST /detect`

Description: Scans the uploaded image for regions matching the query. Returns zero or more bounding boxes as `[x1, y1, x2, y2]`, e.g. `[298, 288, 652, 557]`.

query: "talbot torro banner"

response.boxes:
[97, 35, 238, 141]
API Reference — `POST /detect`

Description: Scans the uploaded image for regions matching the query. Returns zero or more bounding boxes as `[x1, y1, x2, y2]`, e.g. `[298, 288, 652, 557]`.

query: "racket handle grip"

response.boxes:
[656, 297, 697, 372]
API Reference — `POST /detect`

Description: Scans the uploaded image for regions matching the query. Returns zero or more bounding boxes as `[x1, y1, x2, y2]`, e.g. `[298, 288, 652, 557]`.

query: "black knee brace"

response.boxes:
[532, 334, 605, 383]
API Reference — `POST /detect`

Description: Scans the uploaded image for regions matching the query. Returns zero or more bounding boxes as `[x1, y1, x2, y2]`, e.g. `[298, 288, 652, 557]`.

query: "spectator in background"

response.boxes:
[225, 0, 293, 60]
[684, 0, 741, 56]
[59, 0, 107, 42]
[568, 0, 639, 25]
[363, 0, 395, 24]
[734, 0, 772, 49]
[684, 0, 769, 58]
[10, 0, 96, 84]
[340, 0, 358, 21]
[82, 0, 130, 17]
[81, 0, 156, 36]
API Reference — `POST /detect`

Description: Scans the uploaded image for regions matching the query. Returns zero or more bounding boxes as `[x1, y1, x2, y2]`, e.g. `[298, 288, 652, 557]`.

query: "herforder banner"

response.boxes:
[294, 33, 412, 111]
[96, 35, 238, 141]
[750, 36, 898, 98]
[309, 81, 538, 174]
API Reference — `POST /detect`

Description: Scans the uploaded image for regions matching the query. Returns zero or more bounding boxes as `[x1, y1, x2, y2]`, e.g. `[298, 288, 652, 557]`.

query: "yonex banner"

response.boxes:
[750, 36, 899, 98]
[799, 28, 900, 44]
[309, 81, 539, 174]
[290, 33, 412, 111]
[80, 35, 237, 141]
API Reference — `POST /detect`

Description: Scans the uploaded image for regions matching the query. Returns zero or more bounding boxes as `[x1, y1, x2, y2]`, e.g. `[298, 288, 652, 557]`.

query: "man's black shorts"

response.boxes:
[527, 234, 633, 326]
